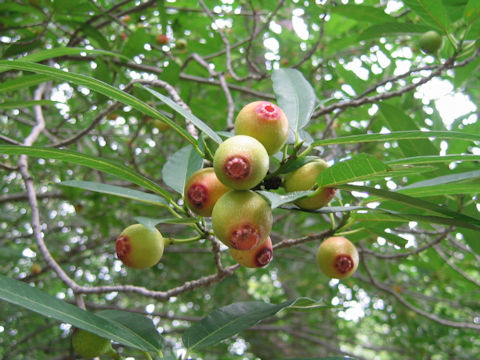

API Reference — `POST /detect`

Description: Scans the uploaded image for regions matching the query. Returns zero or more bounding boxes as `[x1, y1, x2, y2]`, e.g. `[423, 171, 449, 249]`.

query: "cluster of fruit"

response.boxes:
[114, 100, 359, 276]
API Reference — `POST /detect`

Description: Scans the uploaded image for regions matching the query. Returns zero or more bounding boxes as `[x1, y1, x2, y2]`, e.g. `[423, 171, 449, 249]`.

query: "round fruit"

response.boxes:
[419, 30, 443, 54]
[184, 167, 230, 217]
[116, 224, 164, 269]
[284, 159, 337, 210]
[156, 34, 169, 45]
[212, 190, 272, 250]
[234, 101, 289, 155]
[229, 236, 273, 268]
[176, 38, 187, 50]
[316, 236, 359, 279]
[213, 135, 269, 190]
[72, 328, 112, 359]
[153, 119, 169, 132]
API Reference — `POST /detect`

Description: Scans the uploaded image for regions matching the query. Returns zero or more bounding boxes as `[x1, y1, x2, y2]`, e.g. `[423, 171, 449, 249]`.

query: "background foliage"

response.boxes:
[1, 0, 480, 359]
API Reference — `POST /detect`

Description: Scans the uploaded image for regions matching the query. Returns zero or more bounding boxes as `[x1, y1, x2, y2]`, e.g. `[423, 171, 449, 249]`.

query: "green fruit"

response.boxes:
[234, 101, 289, 155]
[284, 159, 337, 210]
[176, 38, 187, 50]
[213, 135, 269, 190]
[184, 167, 230, 217]
[153, 119, 170, 132]
[419, 30, 443, 54]
[116, 224, 164, 269]
[229, 236, 273, 268]
[212, 190, 272, 250]
[316, 236, 359, 279]
[72, 329, 112, 359]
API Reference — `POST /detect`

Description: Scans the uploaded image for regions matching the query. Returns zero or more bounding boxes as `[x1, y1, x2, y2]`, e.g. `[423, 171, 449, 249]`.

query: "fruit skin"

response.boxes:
[153, 118, 170, 132]
[234, 101, 289, 155]
[213, 135, 269, 190]
[175, 38, 187, 50]
[284, 159, 337, 210]
[72, 328, 112, 359]
[230, 236, 273, 268]
[184, 167, 230, 217]
[116, 224, 164, 269]
[212, 190, 272, 250]
[316, 236, 359, 279]
[419, 30, 443, 54]
[156, 34, 169, 45]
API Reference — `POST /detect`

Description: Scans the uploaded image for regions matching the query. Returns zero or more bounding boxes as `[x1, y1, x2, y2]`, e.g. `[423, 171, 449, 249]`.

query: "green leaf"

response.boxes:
[0, 275, 161, 353]
[183, 299, 296, 350]
[97, 310, 164, 351]
[379, 103, 438, 157]
[0, 74, 51, 93]
[386, 154, 480, 165]
[0, 100, 58, 110]
[280, 357, 358, 360]
[396, 182, 480, 197]
[312, 130, 480, 147]
[60, 180, 170, 207]
[330, 4, 394, 23]
[465, 0, 480, 25]
[338, 184, 480, 229]
[0, 61, 200, 152]
[358, 22, 434, 40]
[257, 190, 314, 209]
[122, 28, 148, 59]
[20, 47, 131, 63]
[316, 154, 391, 188]
[141, 85, 222, 144]
[403, 0, 451, 31]
[399, 169, 480, 189]
[272, 68, 317, 142]
[0, 145, 170, 199]
[162, 145, 203, 194]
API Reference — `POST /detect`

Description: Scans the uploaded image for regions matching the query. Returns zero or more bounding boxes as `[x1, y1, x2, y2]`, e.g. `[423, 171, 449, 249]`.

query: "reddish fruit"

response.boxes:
[120, 33, 127, 41]
[229, 236, 273, 268]
[316, 236, 359, 279]
[234, 101, 289, 155]
[213, 135, 269, 190]
[31, 263, 41, 275]
[212, 190, 272, 250]
[284, 159, 337, 210]
[116, 224, 164, 269]
[72, 328, 112, 359]
[184, 167, 230, 217]
[156, 34, 169, 45]
[121, 15, 131, 23]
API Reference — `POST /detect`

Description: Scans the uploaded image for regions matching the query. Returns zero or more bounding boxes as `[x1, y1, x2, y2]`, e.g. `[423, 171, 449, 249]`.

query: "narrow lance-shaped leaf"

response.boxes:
[312, 130, 480, 147]
[0, 145, 171, 199]
[162, 145, 204, 194]
[257, 190, 314, 209]
[386, 154, 480, 166]
[183, 299, 296, 350]
[272, 68, 317, 143]
[403, 0, 451, 32]
[0, 275, 161, 353]
[60, 180, 169, 207]
[338, 183, 480, 229]
[0, 100, 58, 110]
[141, 85, 222, 144]
[0, 60, 201, 154]
[316, 154, 391, 188]
[19, 47, 131, 63]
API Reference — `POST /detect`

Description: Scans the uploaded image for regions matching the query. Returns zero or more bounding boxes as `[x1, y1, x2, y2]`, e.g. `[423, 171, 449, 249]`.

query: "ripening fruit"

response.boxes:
[284, 159, 336, 210]
[31, 263, 41, 275]
[229, 236, 273, 268]
[213, 135, 269, 190]
[212, 190, 272, 250]
[72, 328, 112, 359]
[184, 167, 230, 217]
[176, 38, 187, 50]
[419, 30, 443, 54]
[156, 34, 169, 45]
[116, 224, 164, 269]
[316, 236, 359, 279]
[153, 119, 170, 132]
[234, 101, 289, 155]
